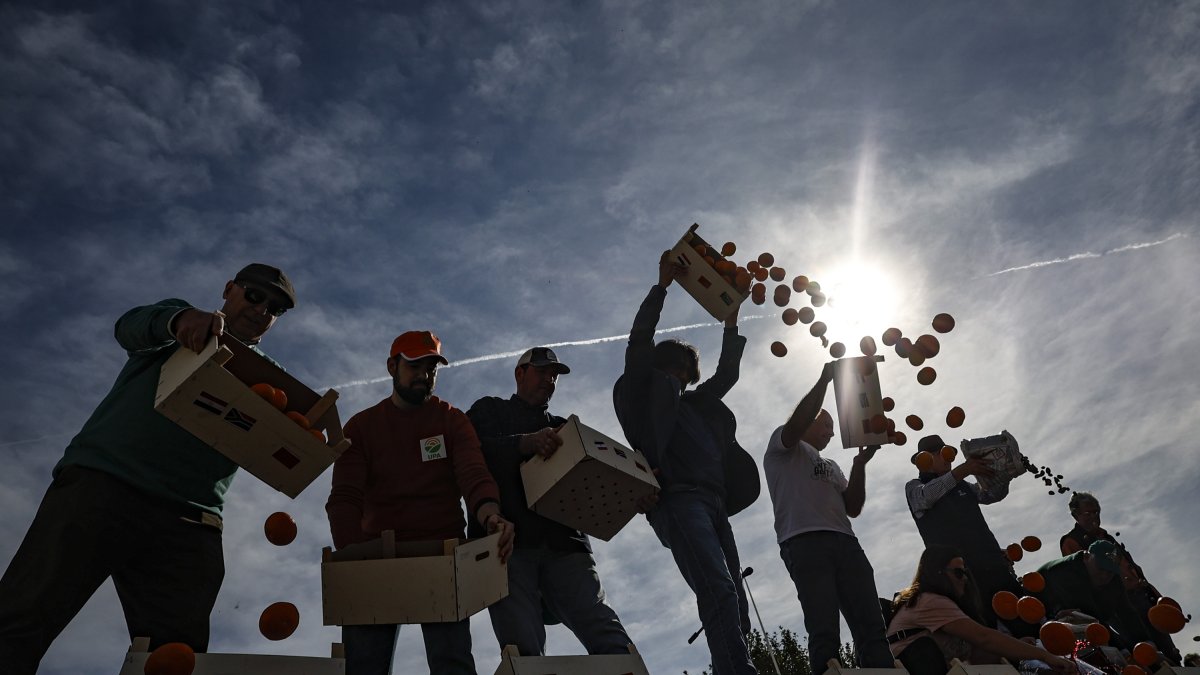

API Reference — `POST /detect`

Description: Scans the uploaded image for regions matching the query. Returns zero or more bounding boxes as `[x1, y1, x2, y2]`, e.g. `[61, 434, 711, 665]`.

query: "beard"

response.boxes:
[395, 383, 431, 406]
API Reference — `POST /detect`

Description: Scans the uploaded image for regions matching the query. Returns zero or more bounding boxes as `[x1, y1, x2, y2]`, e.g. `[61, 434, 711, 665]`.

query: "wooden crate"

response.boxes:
[832, 355, 888, 449]
[493, 644, 650, 675]
[946, 658, 1018, 675]
[119, 637, 345, 674]
[823, 658, 908, 675]
[322, 531, 507, 625]
[520, 415, 660, 542]
[667, 223, 749, 321]
[155, 335, 350, 498]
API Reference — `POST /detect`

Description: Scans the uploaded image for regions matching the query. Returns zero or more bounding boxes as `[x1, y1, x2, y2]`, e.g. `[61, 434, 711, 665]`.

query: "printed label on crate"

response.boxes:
[223, 408, 257, 431]
[192, 391, 228, 415]
[421, 435, 447, 462]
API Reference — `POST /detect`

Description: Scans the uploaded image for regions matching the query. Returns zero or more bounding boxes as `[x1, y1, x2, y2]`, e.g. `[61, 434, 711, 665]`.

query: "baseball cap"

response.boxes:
[516, 347, 570, 374]
[234, 263, 297, 309]
[1087, 540, 1122, 575]
[390, 331, 449, 365]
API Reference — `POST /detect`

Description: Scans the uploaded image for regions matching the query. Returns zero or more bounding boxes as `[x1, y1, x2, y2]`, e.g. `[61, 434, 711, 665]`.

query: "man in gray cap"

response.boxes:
[0, 263, 296, 674]
[467, 347, 634, 657]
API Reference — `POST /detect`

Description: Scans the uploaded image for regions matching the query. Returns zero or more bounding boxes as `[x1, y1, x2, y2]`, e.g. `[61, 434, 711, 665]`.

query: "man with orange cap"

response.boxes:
[0, 264, 296, 674]
[326, 331, 515, 675]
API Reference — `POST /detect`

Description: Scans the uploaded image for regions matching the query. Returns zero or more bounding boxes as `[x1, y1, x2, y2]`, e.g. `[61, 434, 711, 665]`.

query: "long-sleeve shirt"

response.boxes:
[56, 299, 246, 516]
[1037, 552, 1153, 648]
[905, 472, 1006, 520]
[465, 395, 588, 552]
[612, 284, 745, 495]
[326, 396, 500, 549]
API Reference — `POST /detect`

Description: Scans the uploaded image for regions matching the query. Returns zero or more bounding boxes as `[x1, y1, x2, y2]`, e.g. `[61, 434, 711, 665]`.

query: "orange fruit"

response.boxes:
[895, 338, 912, 358]
[1021, 536, 1042, 552]
[1085, 622, 1110, 646]
[1022, 571, 1046, 593]
[946, 406, 966, 428]
[825, 342, 844, 358]
[1039, 621, 1076, 656]
[769, 267, 786, 282]
[932, 312, 955, 333]
[693, 244, 708, 257]
[1016, 595, 1045, 623]
[798, 307, 815, 324]
[782, 308, 799, 325]
[886, 418, 897, 433]
[805, 280, 821, 294]
[940, 445, 957, 462]
[1157, 597, 1181, 610]
[751, 285, 766, 306]
[870, 414, 888, 434]
[992, 591, 1019, 621]
[753, 267, 769, 282]
[285, 411, 311, 429]
[809, 321, 826, 338]
[792, 275, 809, 292]
[251, 382, 276, 402]
[1147, 604, 1186, 634]
[906, 415, 923, 431]
[908, 350, 926, 367]
[269, 387, 288, 411]
[881, 327, 902, 346]
[773, 285, 791, 307]
[916, 367, 936, 385]
[1006, 543, 1024, 562]
[264, 512, 297, 546]
[1132, 642, 1157, 667]
[810, 292, 827, 307]
[735, 271, 752, 293]
[259, 601, 300, 641]
[747, 260, 761, 273]
[144, 642, 196, 675]
[915, 334, 941, 358]
[915, 451, 935, 472]
[891, 431, 907, 446]
[309, 428, 326, 444]
[859, 336, 877, 357]
[757, 252, 774, 267]
[882, 397, 895, 412]
[721, 242, 736, 257]
[770, 341, 788, 358]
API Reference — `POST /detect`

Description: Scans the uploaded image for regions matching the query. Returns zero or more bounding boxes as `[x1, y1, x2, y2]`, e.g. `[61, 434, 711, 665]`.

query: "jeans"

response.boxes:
[0, 466, 224, 675]
[780, 531, 892, 673]
[649, 490, 756, 675]
[487, 548, 631, 656]
[343, 620, 475, 675]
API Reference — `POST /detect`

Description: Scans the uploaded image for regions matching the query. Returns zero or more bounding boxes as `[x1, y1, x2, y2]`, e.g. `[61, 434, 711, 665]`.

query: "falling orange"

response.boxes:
[906, 415, 923, 431]
[1132, 642, 1157, 667]
[805, 280, 822, 294]
[1021, 572, 1046, 593]
[1016, 595, 1045, 623]
[773, 285, 792, 307]
[940, 445, 957, 462]
[809, 321, 827, 338]
[810, 292, 827, 307]
[1021, 536, 1042, 552]
[798, 307, 815, 324]
[792, 275, 809, 293]
[916, 367, 936, 385]
[782, 308, 799, 326]
[891, 431, 908, 446]
[992, 591, 1019, 621]
[758, 252, 775, 267]
[881, 328, 902, 346]
[882, 397, 895, 412]
[894, 338, 912, 358]
[259, 602, 300, 641]
[751, 283, 767, 305]
[753, 267, 769, 282]
[1157, 597, 1182, 610]
[769, 267, 786, 282]
[264, 512, 298, 546]
[859, 336, 877, 357]
[1085, 622, 1110, 646]
[1006, 544, 1024, 562]
[915, 334, 941, 358]
[1147, 604, 1186, 634]
[721, 242, 736, 257]
[908, 351, 926, 367]
[829, 342, 846, 358]
[770, 341, 788, 357]
[1039, 621, 1076, 656]
[747, 260, 761, 273]
[915, 451, 934, 471]
[932, 313, 955, 334]
[870, 414, 888, 434]
[946, 406, 966, 428]
[144, 643, 196, 675]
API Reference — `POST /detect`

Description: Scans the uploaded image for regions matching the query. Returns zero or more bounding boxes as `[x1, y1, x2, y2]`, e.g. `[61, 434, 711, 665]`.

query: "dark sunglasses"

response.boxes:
[236, 282, 288, 317]
[946, 567, 970, 580]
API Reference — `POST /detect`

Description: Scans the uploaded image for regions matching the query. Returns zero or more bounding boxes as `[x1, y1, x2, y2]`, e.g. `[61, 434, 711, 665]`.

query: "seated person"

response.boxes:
[887, 546, 1075, 675]
[1061, 492, 1164, 601]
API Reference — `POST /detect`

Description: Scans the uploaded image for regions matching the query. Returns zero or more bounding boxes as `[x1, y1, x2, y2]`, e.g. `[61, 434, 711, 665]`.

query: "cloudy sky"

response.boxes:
[2, 1, 1198, 673]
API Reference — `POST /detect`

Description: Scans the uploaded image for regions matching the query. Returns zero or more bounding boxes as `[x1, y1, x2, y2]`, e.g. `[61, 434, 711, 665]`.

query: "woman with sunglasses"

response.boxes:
[886, 545, 1077, 675]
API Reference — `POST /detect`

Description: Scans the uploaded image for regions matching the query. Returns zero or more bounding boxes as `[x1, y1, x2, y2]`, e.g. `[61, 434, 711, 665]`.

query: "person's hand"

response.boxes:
[483, 512, 515, 564]
[519, 428, 563, 458]
[172, 309, 225, 353]
[659, 250, 687, 288]
[961, 457, 995, 478]
[819, 361, 835, 384]
[854, 445, 880, 466]
[724, 302, 739, 327]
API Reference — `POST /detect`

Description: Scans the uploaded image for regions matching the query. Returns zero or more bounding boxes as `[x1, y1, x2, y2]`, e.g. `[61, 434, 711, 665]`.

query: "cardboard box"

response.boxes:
[822, 658, 908, 675]
[960, 431, 1027, 494]
[119, 637, 345, 675]
[322, 531, 507, 625]
[520, 415, 660, 542]
[155, 335, 351, 499]
[493, 644, 650, 675]
[832, 356, 889, 449]
[667, 223, 749, 321]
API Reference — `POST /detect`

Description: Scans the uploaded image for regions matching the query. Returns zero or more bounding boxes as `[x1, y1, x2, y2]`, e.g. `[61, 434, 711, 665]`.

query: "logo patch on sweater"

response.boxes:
[421, 435, 447, 462]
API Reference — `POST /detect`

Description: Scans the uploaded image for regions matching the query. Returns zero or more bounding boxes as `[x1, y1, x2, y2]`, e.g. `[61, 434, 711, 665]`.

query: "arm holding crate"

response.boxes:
[114, 298, 196, 355]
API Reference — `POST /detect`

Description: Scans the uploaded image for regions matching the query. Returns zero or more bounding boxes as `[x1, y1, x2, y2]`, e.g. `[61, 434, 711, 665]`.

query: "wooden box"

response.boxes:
[155, 335, 350, 498]
[946, 658, 1018, 675]
[119, 637, 345, 675]
[322, 531, 507, 625]
[832, 356, 888, 449]
[493, 644, 650, 675]
[667, 223, 749, 321]
[822, 659, 908, 675]
[520, 415, 660, 542]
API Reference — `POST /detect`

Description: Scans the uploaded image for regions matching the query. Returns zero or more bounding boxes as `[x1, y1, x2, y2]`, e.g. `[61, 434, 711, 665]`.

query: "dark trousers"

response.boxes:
[780, 531, 893, 673]
[0, 465, 224, 675]
[343, 620, 475, 675]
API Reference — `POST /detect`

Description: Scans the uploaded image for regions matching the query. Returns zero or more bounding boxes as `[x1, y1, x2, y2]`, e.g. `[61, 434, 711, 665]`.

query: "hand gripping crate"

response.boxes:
[155, 335, 350, 498]
[832, 355, 889, 449]
[667, 223, 749, 321]
[520, 415, 660, 542]
[322, 531, 507, 625]
[822, 658, 909, 675]
[493, 644, 650, 675]
[119, 637, 345, 674]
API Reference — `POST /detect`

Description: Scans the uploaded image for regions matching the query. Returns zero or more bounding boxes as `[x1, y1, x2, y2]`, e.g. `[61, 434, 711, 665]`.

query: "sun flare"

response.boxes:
[813, 260, 902, 345]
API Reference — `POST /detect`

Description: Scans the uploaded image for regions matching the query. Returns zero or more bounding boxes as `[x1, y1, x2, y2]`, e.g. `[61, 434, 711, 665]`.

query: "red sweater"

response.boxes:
[326, 395, 500, 549]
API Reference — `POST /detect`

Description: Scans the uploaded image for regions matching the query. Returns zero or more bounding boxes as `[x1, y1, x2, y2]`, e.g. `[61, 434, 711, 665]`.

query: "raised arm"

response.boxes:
[624, 251, 686, 380]
[113, 299, 192, 354]
[778, 363, 834, 449]
[842, 445, 878, 517]
[694, 303, 746, 399]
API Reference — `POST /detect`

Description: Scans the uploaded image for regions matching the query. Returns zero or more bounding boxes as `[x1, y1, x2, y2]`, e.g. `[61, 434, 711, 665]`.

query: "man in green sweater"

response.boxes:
[0, 263, 296, 675]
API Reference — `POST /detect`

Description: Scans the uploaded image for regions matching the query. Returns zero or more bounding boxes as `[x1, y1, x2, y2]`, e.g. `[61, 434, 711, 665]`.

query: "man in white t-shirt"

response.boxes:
[763, 363, 892, 674]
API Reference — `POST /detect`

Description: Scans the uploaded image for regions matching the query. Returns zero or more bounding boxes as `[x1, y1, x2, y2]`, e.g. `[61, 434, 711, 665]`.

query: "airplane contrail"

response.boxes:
[982, 232, 1187, 278]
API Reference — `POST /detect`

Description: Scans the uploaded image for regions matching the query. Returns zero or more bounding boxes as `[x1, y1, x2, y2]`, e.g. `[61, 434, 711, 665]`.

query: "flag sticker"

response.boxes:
[421, 435, 447, 462]
[192, 391, 227, 416]
[223, 408, 257, 431]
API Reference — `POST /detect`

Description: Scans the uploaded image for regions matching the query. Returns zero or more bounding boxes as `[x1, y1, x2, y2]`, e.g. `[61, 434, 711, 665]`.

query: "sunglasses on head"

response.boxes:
[946, 567, 970, 580]
[236, 282, 288, 317]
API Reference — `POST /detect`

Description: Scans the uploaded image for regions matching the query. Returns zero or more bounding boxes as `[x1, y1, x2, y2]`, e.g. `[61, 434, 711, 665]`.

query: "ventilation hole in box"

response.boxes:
[273, 447, 300, 469]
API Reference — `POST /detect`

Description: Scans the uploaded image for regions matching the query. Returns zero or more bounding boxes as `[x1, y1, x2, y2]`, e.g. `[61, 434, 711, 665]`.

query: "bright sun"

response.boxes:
[812, 260, 903, 344]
